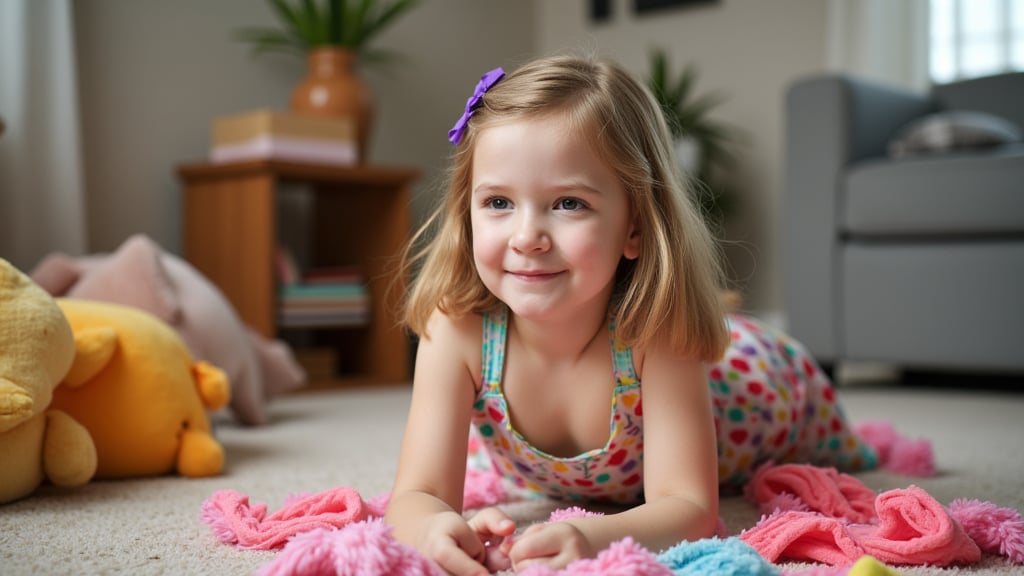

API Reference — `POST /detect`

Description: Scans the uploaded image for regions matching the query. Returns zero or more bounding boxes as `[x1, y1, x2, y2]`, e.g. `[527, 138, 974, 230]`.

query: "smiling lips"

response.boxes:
[508, 269, 564, 282]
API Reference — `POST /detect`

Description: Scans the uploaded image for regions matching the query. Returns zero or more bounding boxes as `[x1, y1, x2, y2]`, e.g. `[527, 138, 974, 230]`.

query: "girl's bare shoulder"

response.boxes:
[421, 308, 485, 387]
[424, 307, 483, 343]
[631, 339, 705, 385]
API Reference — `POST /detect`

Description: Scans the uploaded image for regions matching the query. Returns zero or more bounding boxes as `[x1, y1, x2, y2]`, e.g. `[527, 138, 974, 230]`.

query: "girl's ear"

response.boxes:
[623, 221, 641, 260]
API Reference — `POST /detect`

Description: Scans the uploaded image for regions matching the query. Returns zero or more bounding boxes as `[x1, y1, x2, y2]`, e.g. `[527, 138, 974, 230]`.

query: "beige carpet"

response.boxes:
[2, 377, 1023, 575]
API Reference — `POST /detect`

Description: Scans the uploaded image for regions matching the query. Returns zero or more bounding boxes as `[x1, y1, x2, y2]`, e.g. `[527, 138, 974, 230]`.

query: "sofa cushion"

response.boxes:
[887, 110, 1023, 159]
[842, 143, 1024, 237]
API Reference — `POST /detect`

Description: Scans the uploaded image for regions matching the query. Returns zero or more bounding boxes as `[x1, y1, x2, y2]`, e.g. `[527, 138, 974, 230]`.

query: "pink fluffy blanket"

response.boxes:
[201, 462, 1024, 574]
[202, 490, 680, 576]
[739, 462, 1024, 567]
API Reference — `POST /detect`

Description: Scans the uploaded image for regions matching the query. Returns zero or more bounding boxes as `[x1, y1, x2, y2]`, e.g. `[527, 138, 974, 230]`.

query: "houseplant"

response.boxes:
[647, 48, 738, 226]
[236, 0, 420, 161]
[236, 0, 419, 60]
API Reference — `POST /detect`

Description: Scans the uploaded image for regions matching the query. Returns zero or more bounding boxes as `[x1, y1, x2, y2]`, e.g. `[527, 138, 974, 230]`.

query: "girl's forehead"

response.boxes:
[473, 119, 612, 182]
[477, 110, 596, 141]
[467, 119, 634, 215]
[472, 114, 603, 163]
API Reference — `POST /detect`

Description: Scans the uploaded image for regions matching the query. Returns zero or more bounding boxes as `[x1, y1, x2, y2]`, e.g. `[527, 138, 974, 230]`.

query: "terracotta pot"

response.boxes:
[290, 47, 374, 163]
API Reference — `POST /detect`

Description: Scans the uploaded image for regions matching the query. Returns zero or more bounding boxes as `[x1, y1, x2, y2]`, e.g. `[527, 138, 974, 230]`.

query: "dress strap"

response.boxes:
[481, 306, 508, 392]
[609, 320, 639, 386]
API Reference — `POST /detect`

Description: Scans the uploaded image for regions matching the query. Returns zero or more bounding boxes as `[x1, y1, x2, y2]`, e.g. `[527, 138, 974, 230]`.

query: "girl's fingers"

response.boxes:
[467, 508, 516, 572]
[437, 532, 488, 576]
[507, 523, 589, 571]
[434, 551, 487, 576]
[467, 507, 516, 539]
[506, 527, 559, 564]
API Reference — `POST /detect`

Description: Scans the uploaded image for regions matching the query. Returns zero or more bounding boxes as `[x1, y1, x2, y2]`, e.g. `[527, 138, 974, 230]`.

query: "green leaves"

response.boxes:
[647, 48, 741, 225]
[648, 49, 726, 142]
[235, 0, 419, 57]
[233, 29, 304, 56]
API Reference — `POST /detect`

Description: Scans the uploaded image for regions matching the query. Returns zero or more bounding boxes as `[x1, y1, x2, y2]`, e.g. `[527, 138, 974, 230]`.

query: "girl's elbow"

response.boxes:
[694, 507, 720, 539]
[683, 495, 720, 540]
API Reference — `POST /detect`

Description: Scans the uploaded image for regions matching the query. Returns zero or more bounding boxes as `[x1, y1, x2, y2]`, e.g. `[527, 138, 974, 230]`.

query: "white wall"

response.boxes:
[74, 0, 833, 312]
[73, 0, 535, 254]
[826, 0, 930, 91]
[535, 0, 829, 312]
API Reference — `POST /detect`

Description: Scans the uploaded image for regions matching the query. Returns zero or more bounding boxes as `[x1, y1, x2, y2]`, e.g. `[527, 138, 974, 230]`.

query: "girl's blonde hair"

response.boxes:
[401, 54, 729, 362]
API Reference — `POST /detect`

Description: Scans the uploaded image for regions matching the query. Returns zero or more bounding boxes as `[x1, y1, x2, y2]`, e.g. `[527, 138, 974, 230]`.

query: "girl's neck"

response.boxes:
[507, 300, 610, 366]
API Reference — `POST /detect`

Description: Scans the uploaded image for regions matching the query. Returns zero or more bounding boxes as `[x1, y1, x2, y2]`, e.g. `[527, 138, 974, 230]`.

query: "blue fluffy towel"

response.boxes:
[658, 536, 779, 576]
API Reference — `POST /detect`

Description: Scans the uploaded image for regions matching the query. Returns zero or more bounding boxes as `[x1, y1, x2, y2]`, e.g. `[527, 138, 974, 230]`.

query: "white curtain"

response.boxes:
[826, 0, 931, 91]
[0, 0, 87, 272]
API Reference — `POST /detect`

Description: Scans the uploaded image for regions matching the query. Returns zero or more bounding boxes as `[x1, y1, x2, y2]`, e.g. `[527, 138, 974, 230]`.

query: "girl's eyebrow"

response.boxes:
[472, 182, 508, 197]
[471, 181, 605, 197]
[553, 181, 605, 196]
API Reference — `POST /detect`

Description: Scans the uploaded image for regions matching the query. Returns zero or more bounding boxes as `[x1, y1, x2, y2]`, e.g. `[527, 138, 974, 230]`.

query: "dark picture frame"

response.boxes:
[634, 0, 718, 15]
[591, 0, 612, 22]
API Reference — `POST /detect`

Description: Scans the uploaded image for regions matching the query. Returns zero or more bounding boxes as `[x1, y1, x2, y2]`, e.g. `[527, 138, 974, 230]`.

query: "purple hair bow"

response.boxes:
[447, 67, 505, 145]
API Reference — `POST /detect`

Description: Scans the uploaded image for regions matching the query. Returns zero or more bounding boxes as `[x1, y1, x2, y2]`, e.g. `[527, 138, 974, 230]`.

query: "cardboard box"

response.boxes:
[209, 109, 357, 166]
[212, 109, 354, 145]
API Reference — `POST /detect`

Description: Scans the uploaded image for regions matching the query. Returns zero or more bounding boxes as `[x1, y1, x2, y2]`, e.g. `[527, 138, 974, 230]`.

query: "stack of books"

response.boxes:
[209, 109, 357, 166]
[278, 266, 370, 328]
[276, 247, 369, 327]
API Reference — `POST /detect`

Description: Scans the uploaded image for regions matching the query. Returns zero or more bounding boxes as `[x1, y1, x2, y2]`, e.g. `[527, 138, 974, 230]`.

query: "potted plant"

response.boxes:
[236, 0, 421, 161]
[647, 48, 739, 226]
[236, 0, 419, 60]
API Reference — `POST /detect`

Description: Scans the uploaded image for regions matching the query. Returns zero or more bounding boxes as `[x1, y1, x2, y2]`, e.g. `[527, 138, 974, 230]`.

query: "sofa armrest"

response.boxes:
[782, 75, 932, 362]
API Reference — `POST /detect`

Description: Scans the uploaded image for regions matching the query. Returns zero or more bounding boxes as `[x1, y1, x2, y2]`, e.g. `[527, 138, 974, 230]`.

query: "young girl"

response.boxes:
[384, 55, 875, 575]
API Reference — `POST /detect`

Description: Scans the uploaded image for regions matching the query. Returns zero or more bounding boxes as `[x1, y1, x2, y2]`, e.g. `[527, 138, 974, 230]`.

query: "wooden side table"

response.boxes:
[177, 159, 418, 385]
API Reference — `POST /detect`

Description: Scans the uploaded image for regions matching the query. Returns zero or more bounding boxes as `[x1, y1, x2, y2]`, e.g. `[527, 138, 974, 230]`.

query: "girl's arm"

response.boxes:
[508, 347, 718, 569]
[385, 310, 513, 576]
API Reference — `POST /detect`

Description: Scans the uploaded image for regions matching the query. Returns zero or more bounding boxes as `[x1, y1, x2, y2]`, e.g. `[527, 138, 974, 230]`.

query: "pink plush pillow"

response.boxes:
[31, 234, 305, 425]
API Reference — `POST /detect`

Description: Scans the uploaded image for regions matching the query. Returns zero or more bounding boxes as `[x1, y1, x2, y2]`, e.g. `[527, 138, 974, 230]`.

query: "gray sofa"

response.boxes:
[783, 72, 1024, 374]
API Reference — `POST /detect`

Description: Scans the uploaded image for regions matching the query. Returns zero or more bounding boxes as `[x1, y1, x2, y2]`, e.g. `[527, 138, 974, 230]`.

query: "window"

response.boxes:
[930, 0, 1024, 83]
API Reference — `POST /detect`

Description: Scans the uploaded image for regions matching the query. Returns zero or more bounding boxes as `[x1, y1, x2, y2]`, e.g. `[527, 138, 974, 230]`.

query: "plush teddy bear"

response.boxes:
[0, 259, 97, 504]
[31, 234, 305, 426]
[50, 299, 230, 478]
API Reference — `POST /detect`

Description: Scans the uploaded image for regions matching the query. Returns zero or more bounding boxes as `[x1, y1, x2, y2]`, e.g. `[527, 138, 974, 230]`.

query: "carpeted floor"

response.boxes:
[2, 375, 1022, 575]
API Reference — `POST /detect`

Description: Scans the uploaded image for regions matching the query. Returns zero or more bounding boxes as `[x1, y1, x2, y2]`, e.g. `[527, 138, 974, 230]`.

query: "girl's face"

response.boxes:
[470, 115, 641, 322]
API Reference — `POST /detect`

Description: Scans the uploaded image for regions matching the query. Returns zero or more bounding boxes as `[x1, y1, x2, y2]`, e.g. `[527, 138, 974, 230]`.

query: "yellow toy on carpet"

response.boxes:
[848, 555, 902, 576]
[0, 259, 97, 504]
[50, 299, 231, 479]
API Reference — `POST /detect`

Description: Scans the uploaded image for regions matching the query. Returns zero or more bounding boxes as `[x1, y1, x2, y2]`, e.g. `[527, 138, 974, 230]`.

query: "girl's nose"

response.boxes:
[508, 213, 551, 253]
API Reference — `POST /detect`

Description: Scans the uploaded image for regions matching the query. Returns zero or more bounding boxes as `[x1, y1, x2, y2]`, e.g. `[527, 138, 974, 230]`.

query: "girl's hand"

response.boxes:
[417, 511, 492, 576]
[505, 521, 595, 571]
[467, 507, 516, 572]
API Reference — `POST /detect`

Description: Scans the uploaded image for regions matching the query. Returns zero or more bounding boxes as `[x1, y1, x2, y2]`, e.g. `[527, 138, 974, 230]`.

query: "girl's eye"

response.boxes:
[485, 197, 511, 210]
[556, 198, 586, 211]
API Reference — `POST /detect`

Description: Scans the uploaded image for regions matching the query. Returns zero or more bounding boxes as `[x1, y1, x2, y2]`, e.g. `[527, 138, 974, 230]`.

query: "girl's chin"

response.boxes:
[500, 296, 567, 320]
[504, 301, 559, 320]
[503, 296, 601, 324]
[497, 287, 614, 322]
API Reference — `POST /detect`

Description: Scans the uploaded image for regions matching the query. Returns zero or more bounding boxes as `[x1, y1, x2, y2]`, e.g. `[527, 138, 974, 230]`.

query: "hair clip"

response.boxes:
[448, 67, 505, 145]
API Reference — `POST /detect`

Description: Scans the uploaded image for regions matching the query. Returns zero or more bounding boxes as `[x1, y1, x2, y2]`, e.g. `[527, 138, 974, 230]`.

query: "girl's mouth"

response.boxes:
[508, 270, 563, 282]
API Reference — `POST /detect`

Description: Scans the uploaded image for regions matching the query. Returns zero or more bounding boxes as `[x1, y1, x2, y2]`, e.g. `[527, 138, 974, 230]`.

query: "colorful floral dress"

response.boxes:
[712, 314, 877, 486]
[470, 305, 645, 503]
[468, 307, 877, 502]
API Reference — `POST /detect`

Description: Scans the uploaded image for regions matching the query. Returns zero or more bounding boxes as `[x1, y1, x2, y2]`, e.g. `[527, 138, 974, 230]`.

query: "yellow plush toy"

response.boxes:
[50, 299, 231, 478]
[0, 259, 97, 504]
